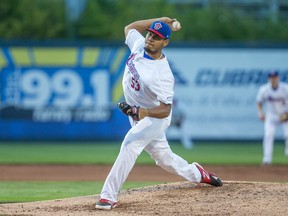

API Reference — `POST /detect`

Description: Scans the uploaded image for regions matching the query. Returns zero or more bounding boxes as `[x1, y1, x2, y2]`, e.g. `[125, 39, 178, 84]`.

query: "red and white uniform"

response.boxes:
[256, 81, 288, 163]
[100, 29, 201, 202]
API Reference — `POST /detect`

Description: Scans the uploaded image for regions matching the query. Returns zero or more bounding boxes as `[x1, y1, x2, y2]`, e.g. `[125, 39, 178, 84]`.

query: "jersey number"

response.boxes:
[131, 77, 140, 91]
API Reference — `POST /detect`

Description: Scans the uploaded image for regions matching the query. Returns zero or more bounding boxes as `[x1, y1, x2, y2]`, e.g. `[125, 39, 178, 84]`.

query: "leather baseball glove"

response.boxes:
[279, 112, 288, 122]
[117, 101, 148, 121]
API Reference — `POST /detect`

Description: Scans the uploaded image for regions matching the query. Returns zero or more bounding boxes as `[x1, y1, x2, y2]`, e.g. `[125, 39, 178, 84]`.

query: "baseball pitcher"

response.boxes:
[95, 17, 223, 210]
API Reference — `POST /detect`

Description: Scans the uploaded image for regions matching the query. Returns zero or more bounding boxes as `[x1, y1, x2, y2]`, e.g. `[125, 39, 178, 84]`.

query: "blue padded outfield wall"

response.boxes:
[1, 43, 288, 140]
[0, 44, 131, 140]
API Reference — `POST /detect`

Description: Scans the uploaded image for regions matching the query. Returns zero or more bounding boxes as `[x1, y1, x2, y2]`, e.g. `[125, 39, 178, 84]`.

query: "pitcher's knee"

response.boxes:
[150, 149, 174, 167]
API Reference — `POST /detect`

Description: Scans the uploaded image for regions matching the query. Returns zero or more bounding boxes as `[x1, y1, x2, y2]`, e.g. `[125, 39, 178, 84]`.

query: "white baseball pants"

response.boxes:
[100, 116, 201, 202]
[263, 114, 288, 164]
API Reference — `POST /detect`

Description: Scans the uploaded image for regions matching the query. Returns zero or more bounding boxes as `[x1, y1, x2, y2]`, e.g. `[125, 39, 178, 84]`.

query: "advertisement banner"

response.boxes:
[0, 46, 130, 140]
[166, 48, 288, 140]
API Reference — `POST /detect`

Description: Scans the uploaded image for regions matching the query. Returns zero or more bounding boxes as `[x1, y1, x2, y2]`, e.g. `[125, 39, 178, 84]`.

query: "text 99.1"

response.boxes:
[19, 69, 109, 108]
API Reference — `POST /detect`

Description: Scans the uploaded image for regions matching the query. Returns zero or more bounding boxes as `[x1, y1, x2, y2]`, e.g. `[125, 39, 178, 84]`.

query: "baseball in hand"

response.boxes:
[172, 21, 181, 31]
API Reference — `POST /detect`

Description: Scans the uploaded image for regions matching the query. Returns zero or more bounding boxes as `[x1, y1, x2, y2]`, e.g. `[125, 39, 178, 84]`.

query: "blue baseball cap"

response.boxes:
[268, 71, 279, 77]
[146, 21, 172, 39]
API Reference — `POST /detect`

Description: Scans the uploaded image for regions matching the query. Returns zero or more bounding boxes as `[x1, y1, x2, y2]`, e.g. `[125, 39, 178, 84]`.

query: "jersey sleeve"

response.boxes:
[149, 70, 174, 105]
[256, 86, 265, 103]
[125, 29, 145, 52]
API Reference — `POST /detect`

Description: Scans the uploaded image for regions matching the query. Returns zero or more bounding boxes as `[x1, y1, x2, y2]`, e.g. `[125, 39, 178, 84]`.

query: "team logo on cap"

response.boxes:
[154, 22, 162, 30]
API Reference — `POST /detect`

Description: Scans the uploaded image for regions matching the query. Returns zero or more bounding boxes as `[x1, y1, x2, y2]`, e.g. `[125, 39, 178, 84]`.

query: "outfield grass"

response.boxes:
[0, 141, 287, 203]
[0, 141, 287, 165]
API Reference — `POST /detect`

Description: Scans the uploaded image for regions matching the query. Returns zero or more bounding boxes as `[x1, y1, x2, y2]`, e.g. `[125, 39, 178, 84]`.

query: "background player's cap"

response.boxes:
[268, 71, 279, 77]
[146, 21, 172, 39]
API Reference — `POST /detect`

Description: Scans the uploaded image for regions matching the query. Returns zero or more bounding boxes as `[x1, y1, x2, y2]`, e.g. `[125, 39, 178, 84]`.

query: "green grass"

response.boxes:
[0, 143, 121, 164]
[0, 181, 160, 204]
[0, 141, 287, 165]
[0, 141, 287, 203]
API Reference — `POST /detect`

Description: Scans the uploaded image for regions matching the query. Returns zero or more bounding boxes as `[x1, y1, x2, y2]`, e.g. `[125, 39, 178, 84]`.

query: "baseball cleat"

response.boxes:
[95, 198, 118, 210]
[193, 162, 223, 187]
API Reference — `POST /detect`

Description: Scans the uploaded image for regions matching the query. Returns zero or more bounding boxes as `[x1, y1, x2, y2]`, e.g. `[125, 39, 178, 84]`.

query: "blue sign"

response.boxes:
[0, 45, 131, 140]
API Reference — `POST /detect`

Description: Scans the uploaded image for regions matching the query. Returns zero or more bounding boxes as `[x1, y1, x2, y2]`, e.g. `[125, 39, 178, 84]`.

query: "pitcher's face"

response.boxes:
[144, 31, 169, 54]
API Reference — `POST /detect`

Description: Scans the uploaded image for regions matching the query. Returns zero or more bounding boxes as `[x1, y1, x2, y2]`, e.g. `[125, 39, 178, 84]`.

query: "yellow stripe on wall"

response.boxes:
[113, 75, 124, 103]
[0, 51, 7, 68]
[82, 48, 100, 66]
[111, 48, 126, 73]
[10, 48, 31, 66]
[33, 48, 77, 66]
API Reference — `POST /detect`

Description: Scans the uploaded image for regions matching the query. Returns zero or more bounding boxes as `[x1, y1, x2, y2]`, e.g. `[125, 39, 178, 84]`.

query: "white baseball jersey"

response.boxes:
[123, 29, 174, 109]
[256, 82, 288, 115]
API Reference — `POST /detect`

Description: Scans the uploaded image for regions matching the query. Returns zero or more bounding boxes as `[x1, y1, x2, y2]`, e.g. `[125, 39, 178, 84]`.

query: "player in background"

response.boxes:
[95, 17, 222, 210]
[256, 71, 288, 165]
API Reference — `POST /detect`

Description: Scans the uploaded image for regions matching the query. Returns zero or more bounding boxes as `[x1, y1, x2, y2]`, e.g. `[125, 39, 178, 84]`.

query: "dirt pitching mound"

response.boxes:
[1, 181, 288, 216]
